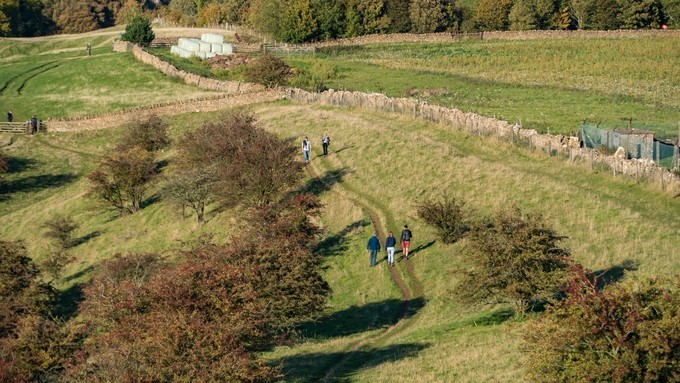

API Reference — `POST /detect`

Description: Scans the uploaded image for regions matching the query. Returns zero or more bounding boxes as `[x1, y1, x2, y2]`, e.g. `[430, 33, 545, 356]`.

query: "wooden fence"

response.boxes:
[0, 121, 46, 133]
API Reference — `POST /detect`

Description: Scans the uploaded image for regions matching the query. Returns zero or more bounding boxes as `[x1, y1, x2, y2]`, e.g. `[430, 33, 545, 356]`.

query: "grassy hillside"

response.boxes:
[1, 31, 678, 381]
[1, 99, 678, 381]
[287, 36, 680, 138]
[0, 34, 217, 122]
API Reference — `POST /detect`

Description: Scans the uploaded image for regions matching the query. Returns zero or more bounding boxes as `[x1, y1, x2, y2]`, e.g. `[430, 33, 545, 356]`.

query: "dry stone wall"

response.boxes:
[128, 45, 265, 93]
[47, 91, 285, 131]
[286, 88, 680, 194]
[310, 29, 679, 48]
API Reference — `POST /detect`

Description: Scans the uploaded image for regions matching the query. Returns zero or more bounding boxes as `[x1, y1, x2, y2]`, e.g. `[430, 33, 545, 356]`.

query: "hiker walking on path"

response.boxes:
[367, 232, 381, 267]
[30, 115, 38, 134]
[302, 136, 311, 163]
[386, 232, 396, 266]
[7, 111, 13, 123]
[322, 133, 330, 155]
[400, 225, 413, 260]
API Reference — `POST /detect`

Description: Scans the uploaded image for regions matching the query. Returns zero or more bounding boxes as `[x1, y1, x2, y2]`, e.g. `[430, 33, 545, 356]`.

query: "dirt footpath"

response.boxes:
[47, 90, 286, 132]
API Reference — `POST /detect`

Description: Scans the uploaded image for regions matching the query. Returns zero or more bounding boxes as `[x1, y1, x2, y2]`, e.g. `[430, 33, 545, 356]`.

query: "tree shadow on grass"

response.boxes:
[7, 157, 37, 173]
[300, 297, 425, 340]
[53, 283, 84, 321]
[0, 173, 76, 201]
[469, 306, 515, 326]
[140, 193, 162, 209]
[277, 342, 430, 383]
[298, 167, 350, 196]
[63, 265, 94, 283]
[72, 230, 103, 247]
[314, 219, 370, 257]
[588, 259, 639, 290]
[395, 240, 436, 261]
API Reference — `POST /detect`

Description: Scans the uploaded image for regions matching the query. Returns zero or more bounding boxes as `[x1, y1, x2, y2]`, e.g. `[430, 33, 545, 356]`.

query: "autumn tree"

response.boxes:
[88, 146, 158, 214]
[0, 151, 8, 174]
[524, 266, 679, 383]
[509, 0, 538, 30]
[474, 0, 514, 30]
[277, 0, 318, 43]
[569, 0, 594, 29]
[384, 0, 411, 32]
[417, 194, 471, 244]
[65, 252, 281, 382]
[0, 241, 72, 382]
[589, 0, 621, 29]
[244, 51, 291, 87]
[176, 112, 302, 209]
[54, 0, 98, 33]
[118, 114, 171, 153]
[617, 0, 664, 28]
[344, 0, 389, 37]
[162, 165, 216, 223]
[455, 209, 571, 314]
[410, 0, 445, 33]
[309, 0, 344, 39]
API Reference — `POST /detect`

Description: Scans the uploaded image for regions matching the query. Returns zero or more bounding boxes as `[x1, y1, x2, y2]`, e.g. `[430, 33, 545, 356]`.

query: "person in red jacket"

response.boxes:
[400, 225, 413, 260]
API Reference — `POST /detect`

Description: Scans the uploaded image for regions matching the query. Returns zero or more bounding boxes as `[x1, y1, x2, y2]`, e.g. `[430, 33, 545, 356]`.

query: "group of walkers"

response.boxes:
[367, 225, 413, 267]
[301, 133, 331, 164]
[6, 110, 39, 134]
[300, 133, 415, 268]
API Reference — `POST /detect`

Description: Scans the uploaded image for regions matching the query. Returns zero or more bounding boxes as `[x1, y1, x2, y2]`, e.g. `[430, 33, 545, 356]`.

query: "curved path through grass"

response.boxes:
[305, 156, 424, 382]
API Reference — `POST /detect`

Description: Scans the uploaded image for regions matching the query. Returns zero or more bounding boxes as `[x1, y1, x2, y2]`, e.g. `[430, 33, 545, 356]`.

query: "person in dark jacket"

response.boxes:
[400, 225, 413, 260]
[7, 111, 13, 123]
[30, 115, 38, 134]
[385, 232, 396, 266]
[367, 232, 381, 267]
[321, 133, 330, 155]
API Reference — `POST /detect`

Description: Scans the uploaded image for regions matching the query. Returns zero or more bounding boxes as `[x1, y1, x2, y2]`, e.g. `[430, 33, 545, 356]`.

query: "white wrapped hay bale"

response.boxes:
[221, 43, 234, 55]
[201, 33, 224, 44]
[194, 51, 207, 60]
[171, 45, 194, 59]
[210, 43, 223, 54]
[206, 52, 217, 59]
[197, 40, 211, 52]
[178, 38, 200, 51]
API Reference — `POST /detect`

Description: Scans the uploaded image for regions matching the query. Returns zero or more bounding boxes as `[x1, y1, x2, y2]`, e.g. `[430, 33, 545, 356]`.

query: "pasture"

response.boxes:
[0, 28, 678, 382]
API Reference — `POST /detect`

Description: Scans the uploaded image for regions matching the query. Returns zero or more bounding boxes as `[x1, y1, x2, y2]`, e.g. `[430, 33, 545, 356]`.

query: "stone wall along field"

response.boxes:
[286, 88, 680, 194]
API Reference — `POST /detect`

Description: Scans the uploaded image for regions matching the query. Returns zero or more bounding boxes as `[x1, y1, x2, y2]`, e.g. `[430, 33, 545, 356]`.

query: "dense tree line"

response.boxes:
[2, 0, 677, 38]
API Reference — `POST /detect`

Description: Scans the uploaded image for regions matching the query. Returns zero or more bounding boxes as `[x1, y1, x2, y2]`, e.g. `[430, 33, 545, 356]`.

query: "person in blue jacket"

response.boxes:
[385, 232, 396, 266]
[367, 232, 381, 267]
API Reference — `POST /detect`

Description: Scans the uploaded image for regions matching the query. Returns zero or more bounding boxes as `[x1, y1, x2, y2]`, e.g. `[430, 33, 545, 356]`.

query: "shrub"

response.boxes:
[0, 152, 8, 174]
[524, 266, 679, 383]
[455, 208, 571, 314]
[0, 241, 70, 382]
[121, 14, 154, 46]
[87, 146, 157, 214]
[67, 252, 281, 382]
[40, 250, 75, 283]
[176, 112, 303, 208]
[42, 214, 79, 250]
[118, 115, 171, 152]
[244, 52, 291, 88]
[162, 166, 217, 223]
[416, 194, 471, 244]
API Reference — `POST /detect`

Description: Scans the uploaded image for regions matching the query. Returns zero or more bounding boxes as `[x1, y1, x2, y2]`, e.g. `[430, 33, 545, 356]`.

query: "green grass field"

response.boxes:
[0, 34, 217, 122]
[1, 30, 679, 382]
[2, 99, 678, 381]
[286, 36, 680, 139]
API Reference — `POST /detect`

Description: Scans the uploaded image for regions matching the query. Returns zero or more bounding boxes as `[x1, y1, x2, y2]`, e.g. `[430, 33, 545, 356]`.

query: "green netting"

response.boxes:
[581, 123, 679, 170]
